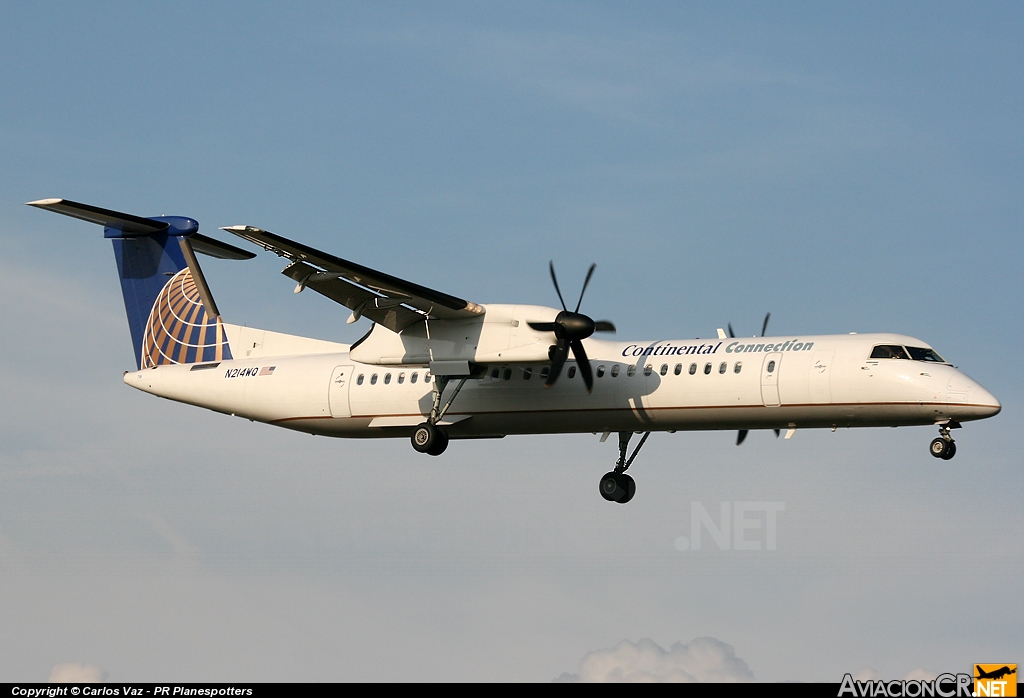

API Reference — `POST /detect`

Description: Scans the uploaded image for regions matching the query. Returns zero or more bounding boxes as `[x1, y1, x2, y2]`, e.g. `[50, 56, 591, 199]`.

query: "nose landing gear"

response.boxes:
[599, 431, 650, 504]
[930, 436, 956, 460]
[929, 421, 959, 460]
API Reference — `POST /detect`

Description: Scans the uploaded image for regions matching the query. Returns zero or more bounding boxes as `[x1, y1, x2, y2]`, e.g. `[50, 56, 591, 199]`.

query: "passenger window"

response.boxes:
[660, 364, 669, 376]
[627, 365, 636, 377]
[767, 360, 776, 373]
[611, 365, 620, 377]
[674, 364, 682, 375]
[503, 368, 512, 381]
[689, 363, 697, 375]
[491, 368, 500, 380]
[719, 362, 727, 374]
[597, 365, 606, 378]
[411, 372, 418, 384]
[644, 365, 653, 376]
[424, 372, 430, 382]
[568, 366, 577, 379]
[523, 367, 532, 380]
[397, 372, 405, 384]
[734, 362, 742, 374]
[384, 373, 392, 385]
[870, 345, 910, 360]
[540, 367, 550, 380]
[370, 374, 378, 385]
[357, 374, 364, 385]
[704, 363, 712, 375]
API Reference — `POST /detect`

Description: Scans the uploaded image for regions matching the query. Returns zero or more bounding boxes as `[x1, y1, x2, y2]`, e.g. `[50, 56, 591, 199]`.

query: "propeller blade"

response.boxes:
[570, 339, 594, 392]
[728, 323, 735, 338]
[549, 261, 568, 312]
[545, 339, 569, 387]
[574, 263, 597, 313]
[594, 321, 616, 333]
[528, 321, 560, 333]
[736, 429, 748, 446]
[761, 312, 771, 337]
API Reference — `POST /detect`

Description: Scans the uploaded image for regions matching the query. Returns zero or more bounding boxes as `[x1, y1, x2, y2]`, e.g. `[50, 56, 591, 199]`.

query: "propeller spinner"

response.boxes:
[528, 262, 616, 392]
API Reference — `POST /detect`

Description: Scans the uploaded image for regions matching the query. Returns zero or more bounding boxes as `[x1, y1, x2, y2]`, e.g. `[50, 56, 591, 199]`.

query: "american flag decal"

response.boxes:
[259, 366, 276, 376]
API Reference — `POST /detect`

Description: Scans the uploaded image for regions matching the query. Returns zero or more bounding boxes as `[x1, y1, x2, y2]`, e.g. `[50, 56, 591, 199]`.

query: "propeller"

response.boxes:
[730, 312, 772, 446]
[528, 261, 616, 392]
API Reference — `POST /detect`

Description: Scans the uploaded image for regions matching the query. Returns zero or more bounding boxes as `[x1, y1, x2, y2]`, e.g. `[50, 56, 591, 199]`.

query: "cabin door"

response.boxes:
[809, 350, 834, 404]
[329, 365, 355, 418]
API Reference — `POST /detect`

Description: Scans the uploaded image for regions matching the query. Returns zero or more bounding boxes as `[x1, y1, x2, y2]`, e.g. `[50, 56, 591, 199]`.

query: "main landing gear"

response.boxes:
[929, 421, 959, 460]
[411, 374, 468, 457]
[600, 431, 651, 504]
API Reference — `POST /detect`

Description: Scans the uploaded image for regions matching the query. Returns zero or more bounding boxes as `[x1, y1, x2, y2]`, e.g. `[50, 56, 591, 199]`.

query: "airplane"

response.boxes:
[975, 666, 1016, 681]
[28, 198, 1002, 504]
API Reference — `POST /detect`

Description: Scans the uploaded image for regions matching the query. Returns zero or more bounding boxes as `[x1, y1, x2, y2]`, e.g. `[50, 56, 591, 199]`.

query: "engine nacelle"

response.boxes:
[348, 304, 560, 369]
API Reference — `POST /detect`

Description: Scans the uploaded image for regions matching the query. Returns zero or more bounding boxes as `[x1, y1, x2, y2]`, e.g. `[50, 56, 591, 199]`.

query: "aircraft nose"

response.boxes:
[971, 384, 1001, 418]
[947, 371, 1001, 419]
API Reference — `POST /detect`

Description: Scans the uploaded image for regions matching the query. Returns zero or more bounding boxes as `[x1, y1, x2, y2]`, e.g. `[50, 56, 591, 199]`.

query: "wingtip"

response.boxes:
[26, 198, 63, 207]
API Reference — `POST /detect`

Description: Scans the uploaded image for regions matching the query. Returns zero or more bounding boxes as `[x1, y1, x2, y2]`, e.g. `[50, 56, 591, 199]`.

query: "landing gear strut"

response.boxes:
[929, 422, 958, 460]
[411, 374, 468, 457]
[600, 431, 650, 504]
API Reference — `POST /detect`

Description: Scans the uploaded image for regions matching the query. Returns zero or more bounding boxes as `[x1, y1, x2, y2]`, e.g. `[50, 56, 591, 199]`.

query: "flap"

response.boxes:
[282, 261, 423, 332]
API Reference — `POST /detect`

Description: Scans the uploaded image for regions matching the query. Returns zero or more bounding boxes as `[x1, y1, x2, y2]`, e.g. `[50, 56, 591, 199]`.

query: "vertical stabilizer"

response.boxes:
[27, 198, 254, 369]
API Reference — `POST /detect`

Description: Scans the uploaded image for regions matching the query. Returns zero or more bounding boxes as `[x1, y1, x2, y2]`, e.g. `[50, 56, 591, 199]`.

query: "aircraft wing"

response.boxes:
[222, 225, 484, 332]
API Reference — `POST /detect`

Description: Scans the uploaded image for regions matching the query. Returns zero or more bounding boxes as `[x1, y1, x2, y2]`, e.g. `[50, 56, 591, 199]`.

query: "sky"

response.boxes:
[0, 1, 1021, 682]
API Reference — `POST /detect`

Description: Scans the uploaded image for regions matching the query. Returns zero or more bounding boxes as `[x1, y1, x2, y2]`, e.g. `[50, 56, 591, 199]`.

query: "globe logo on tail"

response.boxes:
[141, 268, 232, 367]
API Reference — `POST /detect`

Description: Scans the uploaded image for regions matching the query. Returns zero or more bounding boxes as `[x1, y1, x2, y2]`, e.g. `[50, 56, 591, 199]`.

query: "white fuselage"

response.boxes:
[125, 325, 1000, 440]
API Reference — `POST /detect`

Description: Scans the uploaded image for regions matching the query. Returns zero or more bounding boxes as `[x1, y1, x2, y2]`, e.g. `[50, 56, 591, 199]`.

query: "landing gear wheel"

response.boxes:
[600, 472, 624, 502]
[617, 473, 636, 504]
[930, 437, 952, 459]
[599, 472, 636, 504]
[412, 423, 449, 455]
[426, 429, 449, 456]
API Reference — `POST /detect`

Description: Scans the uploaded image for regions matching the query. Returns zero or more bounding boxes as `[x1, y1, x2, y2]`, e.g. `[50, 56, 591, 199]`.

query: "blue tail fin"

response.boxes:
[28, 198, 254, 369]
[114, 230, 234, 369]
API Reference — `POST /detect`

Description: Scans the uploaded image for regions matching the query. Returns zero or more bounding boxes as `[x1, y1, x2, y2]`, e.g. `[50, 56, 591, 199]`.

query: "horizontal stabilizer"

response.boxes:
[27, 198, 255, 259]
[27, 198, 166, 235]
[189, 233, 256, 260]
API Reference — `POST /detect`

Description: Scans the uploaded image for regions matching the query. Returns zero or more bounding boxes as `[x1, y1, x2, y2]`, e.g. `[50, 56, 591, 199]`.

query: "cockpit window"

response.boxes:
[870, 345, 910, 360]
[906, 346, 946, 363]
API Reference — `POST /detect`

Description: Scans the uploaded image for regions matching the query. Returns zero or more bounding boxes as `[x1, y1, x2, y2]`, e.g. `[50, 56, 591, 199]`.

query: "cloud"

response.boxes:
[49, 662, 105, 682]
[556, 637, 754, 683]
